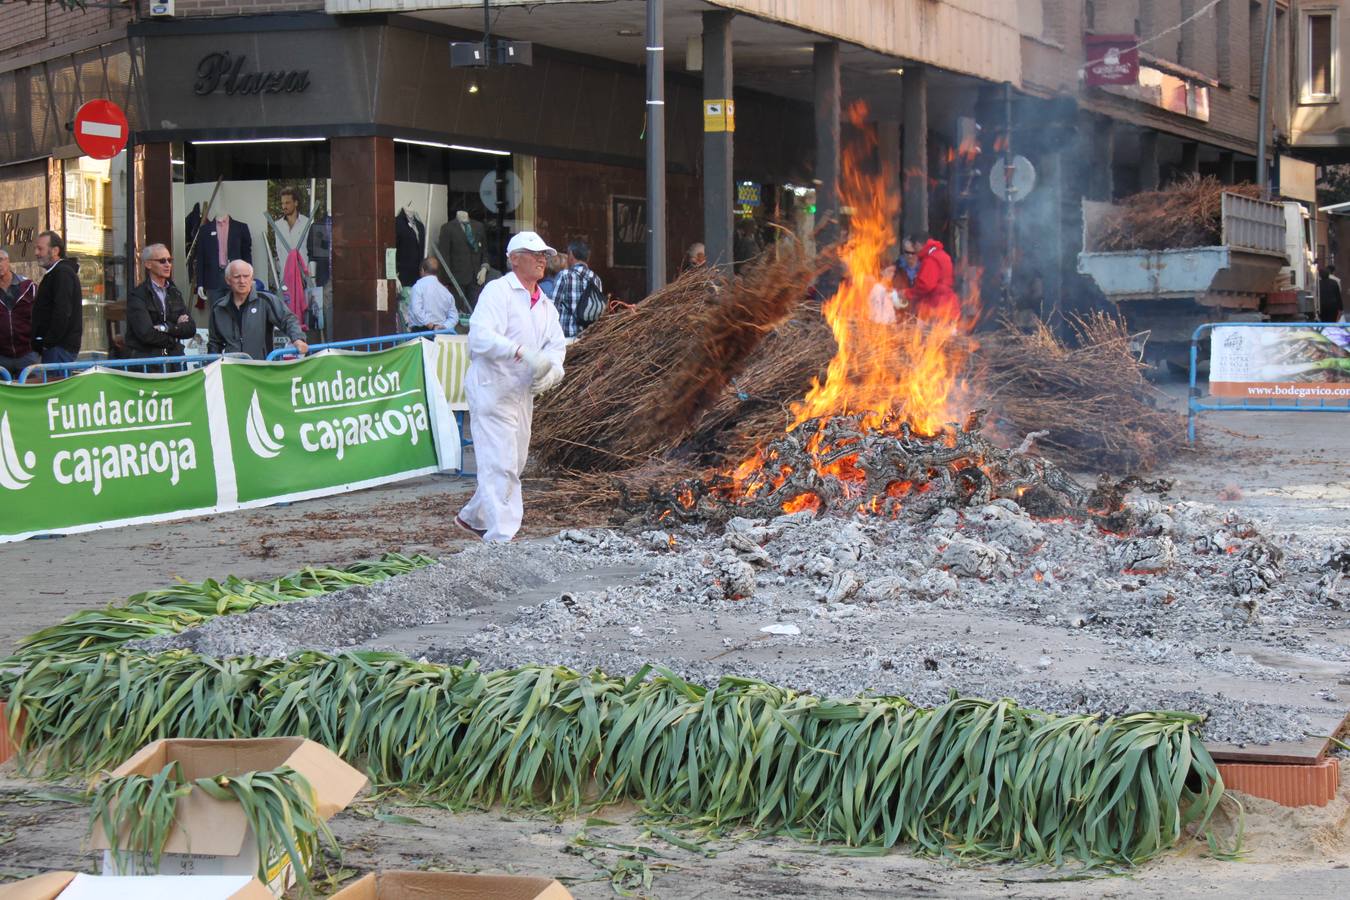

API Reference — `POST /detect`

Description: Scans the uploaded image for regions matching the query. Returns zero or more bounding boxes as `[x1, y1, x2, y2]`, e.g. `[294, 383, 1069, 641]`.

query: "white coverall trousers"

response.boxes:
[458, 379, 534, 542]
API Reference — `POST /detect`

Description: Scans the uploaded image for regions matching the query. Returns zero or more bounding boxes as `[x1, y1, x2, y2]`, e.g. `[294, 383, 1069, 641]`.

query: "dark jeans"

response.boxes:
[0, 351, 39, 378]
[40, 346, 77, 365]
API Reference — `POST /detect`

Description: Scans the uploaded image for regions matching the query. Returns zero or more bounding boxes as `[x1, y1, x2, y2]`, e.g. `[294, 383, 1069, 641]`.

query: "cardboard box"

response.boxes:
[90, 738, 367, 893]
[331, 871, 574, 900]
[0, 872, 273, 899]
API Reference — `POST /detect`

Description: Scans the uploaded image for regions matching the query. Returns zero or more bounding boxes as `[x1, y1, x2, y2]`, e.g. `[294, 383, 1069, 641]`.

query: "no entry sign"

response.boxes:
[73, 100, 129, 159]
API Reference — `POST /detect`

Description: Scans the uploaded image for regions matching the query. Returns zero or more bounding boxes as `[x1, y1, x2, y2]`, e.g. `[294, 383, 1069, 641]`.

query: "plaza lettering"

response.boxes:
[53, 438, 198, 496]
[194, 52, 311, 97]
[299, 403, 429, 461]
[290, 367, 403, 408]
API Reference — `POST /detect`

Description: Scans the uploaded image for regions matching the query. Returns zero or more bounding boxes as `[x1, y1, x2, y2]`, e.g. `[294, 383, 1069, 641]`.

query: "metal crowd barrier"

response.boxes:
[1188, 321, 1350, 443]
[17, 353, 248, 384]
[0, 368, 10, 383]
[263, 321, 469, 361]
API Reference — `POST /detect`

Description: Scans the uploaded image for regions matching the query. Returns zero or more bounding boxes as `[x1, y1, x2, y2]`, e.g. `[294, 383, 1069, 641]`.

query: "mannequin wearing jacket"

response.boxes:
[394, 208, 426, 288]
[194, 206, 252, 301]
[438, 211, 487, 303]
[455, 231, 565, 543]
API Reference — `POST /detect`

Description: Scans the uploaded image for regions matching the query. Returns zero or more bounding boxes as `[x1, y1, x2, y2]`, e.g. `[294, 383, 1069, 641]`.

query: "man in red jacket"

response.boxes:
[901, 233, 961, 321]
[0, 248, 38, 376]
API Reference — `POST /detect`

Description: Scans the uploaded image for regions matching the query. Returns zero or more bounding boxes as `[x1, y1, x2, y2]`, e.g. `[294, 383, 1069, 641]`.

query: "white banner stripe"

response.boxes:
[79, 120, 123, 138]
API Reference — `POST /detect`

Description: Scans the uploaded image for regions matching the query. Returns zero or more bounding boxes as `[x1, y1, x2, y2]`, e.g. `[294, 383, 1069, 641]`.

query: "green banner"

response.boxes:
[0, 370, 218, 539]
[218, 344, 441, 504]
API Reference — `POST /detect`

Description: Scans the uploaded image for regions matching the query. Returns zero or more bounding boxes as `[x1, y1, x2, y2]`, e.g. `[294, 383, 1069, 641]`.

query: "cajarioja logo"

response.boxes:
[245, 390, 285, 458]
[0, 412, 36, 491]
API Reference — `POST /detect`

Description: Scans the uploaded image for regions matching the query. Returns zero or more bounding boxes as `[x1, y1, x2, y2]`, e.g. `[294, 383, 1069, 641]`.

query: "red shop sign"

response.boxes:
[1084, 34, 1139, 87]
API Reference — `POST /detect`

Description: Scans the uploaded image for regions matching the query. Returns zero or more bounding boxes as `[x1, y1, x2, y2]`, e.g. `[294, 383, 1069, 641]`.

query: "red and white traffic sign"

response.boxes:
[73, 100, 129, 160]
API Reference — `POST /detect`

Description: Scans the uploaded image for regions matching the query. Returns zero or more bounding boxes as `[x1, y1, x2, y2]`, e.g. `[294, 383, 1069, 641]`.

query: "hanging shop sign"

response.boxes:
[0, 343, 458, 543]
[194, 52, 312, 96]
[1084, 34, 1139, 87]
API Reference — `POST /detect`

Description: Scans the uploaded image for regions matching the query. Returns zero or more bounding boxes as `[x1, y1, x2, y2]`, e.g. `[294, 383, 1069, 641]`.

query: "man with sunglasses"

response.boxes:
[125, 243, 197, 363]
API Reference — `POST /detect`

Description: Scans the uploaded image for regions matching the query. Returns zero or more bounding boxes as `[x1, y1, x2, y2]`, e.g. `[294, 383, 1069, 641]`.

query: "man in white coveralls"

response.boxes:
[455, 231, 566, 542]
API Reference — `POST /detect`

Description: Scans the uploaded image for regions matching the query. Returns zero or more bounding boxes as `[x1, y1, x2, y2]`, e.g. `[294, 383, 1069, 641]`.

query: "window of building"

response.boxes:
[1085, 0, 1095, 31]
[1217, 0, 1231, 84]
[1302, 10, 1338, 101]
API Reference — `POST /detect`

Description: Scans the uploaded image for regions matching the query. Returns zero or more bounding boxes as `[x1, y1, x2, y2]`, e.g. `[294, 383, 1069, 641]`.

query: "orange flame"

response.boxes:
[791, 101, 976, 438]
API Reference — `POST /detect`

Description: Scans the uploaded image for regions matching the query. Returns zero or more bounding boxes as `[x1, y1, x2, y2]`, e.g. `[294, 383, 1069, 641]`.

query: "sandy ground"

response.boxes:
[0, 401, 1348, 896]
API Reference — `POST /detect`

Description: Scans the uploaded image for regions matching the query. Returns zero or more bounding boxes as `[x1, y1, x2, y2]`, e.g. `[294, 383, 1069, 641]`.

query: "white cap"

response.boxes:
[506, 231, 557, 256]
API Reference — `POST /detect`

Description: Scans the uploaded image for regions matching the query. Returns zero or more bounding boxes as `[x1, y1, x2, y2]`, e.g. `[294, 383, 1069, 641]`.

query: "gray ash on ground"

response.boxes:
[140, 488, 1350, 748]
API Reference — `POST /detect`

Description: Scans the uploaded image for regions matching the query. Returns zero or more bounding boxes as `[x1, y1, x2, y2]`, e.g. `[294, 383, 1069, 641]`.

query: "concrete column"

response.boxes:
[330, 136, 397, 340]
[1179, 141, 1200, 178]
[814, 42, 841, 253]
[1137, 130, 1160, 191]
[901, 65, 928, 238]
[1218, 151, 1236, 184]
[701, 11, 734, 277]
[1089, 117, 1115, 201]
[877, 119, 901, 245]
[46, 158, 64, 235]
[137, 142, 174, 256]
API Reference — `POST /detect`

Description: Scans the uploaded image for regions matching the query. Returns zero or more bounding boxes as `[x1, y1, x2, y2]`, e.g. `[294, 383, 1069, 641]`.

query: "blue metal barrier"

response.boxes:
[0, 368, 10, 383]
[265, 320, 469, 361]
[18, 353, 248, 384]
[1188, 321, 1350, 443]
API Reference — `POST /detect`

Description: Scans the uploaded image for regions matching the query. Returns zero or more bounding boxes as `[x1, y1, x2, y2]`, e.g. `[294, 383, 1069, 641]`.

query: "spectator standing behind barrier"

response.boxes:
[125, 243, 196, 363]
[1319, 264, 1343, 323]
[683, 242, 707, 272]
[407, 257, 456, 332]
[31, 231, 82, 364]
[552, 240, 605, 339]
[0, 249, 38, 377]
[207, 260, 309, 360]
[901, 232, 960, 321]
[539, 252, 563, 299]
[455, 231, 566, 543]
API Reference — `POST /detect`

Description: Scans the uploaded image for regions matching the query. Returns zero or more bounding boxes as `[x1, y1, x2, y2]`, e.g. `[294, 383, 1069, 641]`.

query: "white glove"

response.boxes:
[532, 364, 564, 395]
[518, 347, 552, 382]
[889, 290, 908, 310]
[197, 286, 208, 301]
[476, 264, 489, 286]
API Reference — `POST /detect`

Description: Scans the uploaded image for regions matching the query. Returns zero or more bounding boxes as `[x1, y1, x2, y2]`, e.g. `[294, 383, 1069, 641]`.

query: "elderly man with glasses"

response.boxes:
[125, 243, 197, 364]
[455, 231, 566, 543]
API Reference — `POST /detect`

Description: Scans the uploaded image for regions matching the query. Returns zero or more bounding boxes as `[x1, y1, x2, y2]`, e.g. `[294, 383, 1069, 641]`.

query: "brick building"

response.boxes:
[0, 1, 1320, 353]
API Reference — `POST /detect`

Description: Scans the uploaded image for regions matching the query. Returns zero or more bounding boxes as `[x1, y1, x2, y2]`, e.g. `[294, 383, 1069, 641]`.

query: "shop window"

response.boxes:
[177, 140, 333, 344]
[64, 153, 128, 355]
[1303, 10, 1338, 102]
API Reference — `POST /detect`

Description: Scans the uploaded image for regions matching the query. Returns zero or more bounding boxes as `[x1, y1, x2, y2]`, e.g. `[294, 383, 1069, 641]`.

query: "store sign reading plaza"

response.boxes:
[194, 52, 312, 97]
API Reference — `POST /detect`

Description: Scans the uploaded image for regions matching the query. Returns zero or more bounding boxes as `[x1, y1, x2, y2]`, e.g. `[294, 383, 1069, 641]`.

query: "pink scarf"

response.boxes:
[282, 249, 308, 319]
[215, 216, 230, 268]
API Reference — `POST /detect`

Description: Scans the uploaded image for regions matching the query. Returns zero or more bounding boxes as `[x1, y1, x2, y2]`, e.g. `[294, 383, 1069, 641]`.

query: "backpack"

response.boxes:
[575, 268, 606, 327]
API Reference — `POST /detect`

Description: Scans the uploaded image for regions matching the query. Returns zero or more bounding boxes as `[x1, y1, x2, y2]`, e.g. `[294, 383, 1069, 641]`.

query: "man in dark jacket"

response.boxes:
[31, 230, 82, 363]
[207, 259, 308, 360]
[126, 243, 197, 362]
[0, 249, 38, 376]
[1319, 264, 1343, 323]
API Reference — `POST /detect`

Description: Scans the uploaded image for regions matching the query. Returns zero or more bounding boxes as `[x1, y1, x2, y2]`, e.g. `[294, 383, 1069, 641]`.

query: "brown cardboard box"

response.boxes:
[90, 738, 367, 893]
[330, 871, 574, 900]
[0, 872, 274, 899]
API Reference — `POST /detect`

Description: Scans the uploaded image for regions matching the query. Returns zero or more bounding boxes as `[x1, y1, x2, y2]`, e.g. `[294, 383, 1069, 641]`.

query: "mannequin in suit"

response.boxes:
[194, 194, 252, 302]
[438, 210, 487, 303]
[394, 206, 426, 288]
